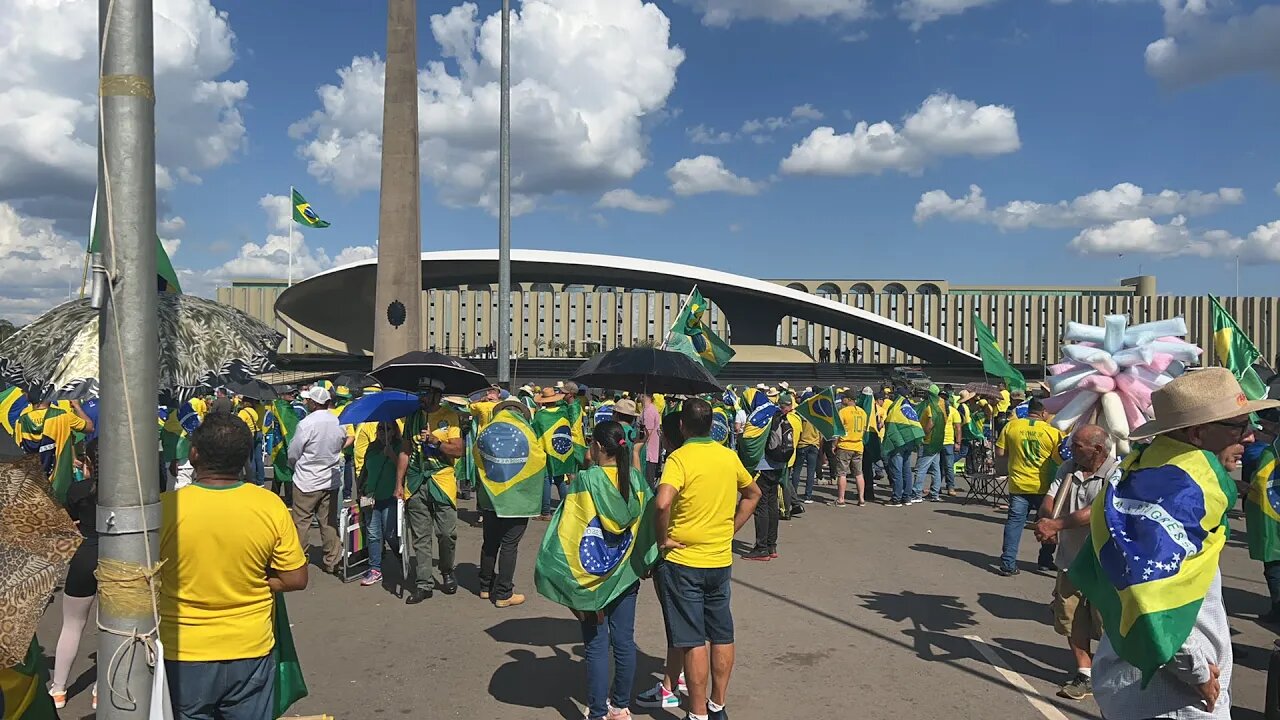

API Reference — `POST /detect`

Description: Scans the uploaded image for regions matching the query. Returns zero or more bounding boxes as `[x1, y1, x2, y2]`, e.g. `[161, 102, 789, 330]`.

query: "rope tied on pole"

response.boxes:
[95, 557, 166, 707]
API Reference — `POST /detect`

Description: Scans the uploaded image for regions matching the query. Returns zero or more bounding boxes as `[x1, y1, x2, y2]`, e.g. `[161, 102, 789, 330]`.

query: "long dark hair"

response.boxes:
[378, 420, 403, 460]
[592, 421, 631, 502]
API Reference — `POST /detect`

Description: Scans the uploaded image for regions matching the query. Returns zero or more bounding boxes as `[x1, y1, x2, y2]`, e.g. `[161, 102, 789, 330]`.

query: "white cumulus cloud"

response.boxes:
[667, 156, 764, 196]
[596, 189, 673, 214]
[679, 0, 871, 27]
[0, 203, 87, 322]
[1069, 215, 1280, 264]
[0, 0, 248, 223]
[780, 93, 1020, 176]
[914, 182, 1245, 229]
[897, 0, 1002, 30]
[290, 0, 684, 214]
[1144, 1, 1280, 88]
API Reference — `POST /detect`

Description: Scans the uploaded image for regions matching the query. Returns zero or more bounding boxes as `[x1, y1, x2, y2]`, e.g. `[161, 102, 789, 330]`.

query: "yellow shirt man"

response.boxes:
[237, 404, 262, 434]
[836, 403, 869, 452]
[996, 417, 1064, 495]
[942, 404, 961, 446]
[784, 412, 804, 466]
[797, 417, 821, 448]
[159, 483, 306, 662]
[660, 436, 755, 568]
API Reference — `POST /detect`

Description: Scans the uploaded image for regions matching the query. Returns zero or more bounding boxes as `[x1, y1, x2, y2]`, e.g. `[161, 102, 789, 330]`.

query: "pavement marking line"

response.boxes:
[964, 634, 1071, 720]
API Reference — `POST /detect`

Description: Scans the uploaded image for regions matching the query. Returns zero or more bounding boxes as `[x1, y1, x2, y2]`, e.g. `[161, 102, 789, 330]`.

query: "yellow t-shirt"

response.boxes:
[874, 399, 891, 437]
[468, 400, 498, 429]
[836, 404, 868, 452]
[784, 412, 803, 466]
[997, 389, 1012, 414]
[797, 417, 821, 448]
[995, 418, 1064, 495]
[159, 483, 306, 662]
[659, 437, 755, 569]
[237, 406, 262, 434]
[942, 406, 961, 446]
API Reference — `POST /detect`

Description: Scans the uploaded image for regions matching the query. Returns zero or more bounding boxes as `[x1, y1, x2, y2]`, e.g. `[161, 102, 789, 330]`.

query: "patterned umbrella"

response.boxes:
[0, 455, 81, 667]
[0, 294, 282, 403]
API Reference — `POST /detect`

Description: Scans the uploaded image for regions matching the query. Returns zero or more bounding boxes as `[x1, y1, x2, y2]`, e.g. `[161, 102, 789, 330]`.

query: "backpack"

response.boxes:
[764, 413, 795, 464]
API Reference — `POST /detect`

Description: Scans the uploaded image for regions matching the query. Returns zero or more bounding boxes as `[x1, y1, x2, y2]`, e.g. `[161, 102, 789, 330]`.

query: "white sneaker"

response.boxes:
[678, 672, 688, 696]
[636, 683, 680, 708]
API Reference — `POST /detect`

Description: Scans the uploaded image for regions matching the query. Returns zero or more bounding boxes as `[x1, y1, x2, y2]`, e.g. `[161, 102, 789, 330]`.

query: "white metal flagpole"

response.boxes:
[661, 284, 698, 350]
[286, 186, 294, 352]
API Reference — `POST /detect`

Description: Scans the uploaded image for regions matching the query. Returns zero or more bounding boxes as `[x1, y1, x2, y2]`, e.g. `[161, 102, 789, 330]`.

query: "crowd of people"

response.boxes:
[8, 357, 1276, 720]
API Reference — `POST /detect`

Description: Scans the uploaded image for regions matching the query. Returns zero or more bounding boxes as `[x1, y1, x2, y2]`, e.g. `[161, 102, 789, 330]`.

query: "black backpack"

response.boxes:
[764, 414, 795, 464]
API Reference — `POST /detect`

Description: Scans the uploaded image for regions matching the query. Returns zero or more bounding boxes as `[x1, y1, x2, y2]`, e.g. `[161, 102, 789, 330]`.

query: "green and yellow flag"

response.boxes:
[1210, 294, 1269, 401]
[1246, 445, 1280, 562]
[474, 407, 546, 518]
[89, 194, 182, 293]
[973, 313, 1026, 393]
[1069, 435, 1235, 685]
[291, 188, 331, 229]
[796, 387, 844, 440]
[273, 595, 307, 719]
[880, 395, 925, 457]
[921, 387, 946, 454]
[0, 385, 29, 445]
[265, 400, 300, 484]
[0, 638, 57, 720]
[534, 405, 579, 476]
[534, 465, 658, 611]
[667, 288, 734, 374]
[856, 391, 882, 463]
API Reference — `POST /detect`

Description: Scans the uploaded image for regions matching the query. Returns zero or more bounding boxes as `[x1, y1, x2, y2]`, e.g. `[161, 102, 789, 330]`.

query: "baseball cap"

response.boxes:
[302, 386, 331, 404]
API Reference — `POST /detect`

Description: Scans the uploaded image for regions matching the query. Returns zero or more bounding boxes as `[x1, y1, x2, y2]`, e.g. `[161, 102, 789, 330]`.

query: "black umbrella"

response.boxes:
[571, 347, 723, 396]
[333, 372, 381, 394]
[371, 351, 490, 394]
[223, 378, 278, 402]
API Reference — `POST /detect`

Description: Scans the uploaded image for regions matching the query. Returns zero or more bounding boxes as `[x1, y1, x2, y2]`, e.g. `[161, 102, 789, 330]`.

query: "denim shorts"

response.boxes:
[656, 561, 734, 648]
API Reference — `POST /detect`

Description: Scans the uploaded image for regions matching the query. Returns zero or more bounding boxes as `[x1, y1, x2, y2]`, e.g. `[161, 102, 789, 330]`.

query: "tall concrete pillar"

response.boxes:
[373, 0, 424, 364]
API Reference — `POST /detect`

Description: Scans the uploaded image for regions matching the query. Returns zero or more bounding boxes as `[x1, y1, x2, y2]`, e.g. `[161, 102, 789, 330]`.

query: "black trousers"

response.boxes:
[753, 470, 781, 552]
[478, 510, 528, 601]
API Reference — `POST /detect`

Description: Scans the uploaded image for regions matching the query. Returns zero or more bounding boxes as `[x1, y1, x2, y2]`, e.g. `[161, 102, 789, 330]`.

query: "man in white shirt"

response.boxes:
[287, 386, 352, 573]
[1035, 424, 1121, 702]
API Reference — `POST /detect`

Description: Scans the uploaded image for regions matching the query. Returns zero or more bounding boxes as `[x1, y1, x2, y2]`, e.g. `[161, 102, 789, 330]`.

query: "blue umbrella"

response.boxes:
[337, 390, 420, 425]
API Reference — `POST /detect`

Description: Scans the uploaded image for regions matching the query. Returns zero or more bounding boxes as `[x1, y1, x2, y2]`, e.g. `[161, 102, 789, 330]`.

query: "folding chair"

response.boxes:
[337, 502, 369, 583]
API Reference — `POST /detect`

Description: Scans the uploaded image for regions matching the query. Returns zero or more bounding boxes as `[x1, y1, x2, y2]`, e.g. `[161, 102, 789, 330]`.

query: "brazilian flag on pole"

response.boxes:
[291, 188, 330, 229]
[737, 388, 779, 469]
[666, 287, 734, 374]
[0, 638, 57, 719]
[265, 400, 300, 484]
[972, 313, 1026, 393]
[1209, 295, 1269, 401]
[795, 386, 844, 440]
[89, 193, 182, 293]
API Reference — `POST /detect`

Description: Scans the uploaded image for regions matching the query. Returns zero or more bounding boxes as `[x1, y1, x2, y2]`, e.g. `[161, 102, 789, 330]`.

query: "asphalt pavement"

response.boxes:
[39, 476, 1277, 719]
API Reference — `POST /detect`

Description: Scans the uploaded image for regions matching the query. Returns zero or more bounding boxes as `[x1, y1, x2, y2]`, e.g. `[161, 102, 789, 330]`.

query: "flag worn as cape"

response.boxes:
[855, 392, 882, 463]
[710, 405, 732, 446]
[534, 465, 657, 611]
[1210, 294, 1269, 401]
[17, 406, 80, 502]
[973, 313, 1026, 393]
[568, 399, 588, 465]
[737, 388, 779, 469]
[1068, 435, 1235, 686]
[0, 385, 29, 445]
[666, 288, 734, 374]
[0, 638, 56, 719]
[264, 399, 300, 484]
[475, 408, 546, 518]
[921, 389, 946, 454]
[880, 396, 925, 457]
[1246, 443, 1280, 562]
[796, 386, 844, 440]
[534, 405, 579, 476]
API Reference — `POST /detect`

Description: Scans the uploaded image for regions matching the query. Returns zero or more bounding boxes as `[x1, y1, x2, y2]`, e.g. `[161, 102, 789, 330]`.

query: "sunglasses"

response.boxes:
[1208, 419, 1254, 437]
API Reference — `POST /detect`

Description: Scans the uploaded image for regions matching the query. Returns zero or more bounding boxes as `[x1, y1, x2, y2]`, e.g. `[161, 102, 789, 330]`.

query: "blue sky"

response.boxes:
[3, 0, 1280, 320]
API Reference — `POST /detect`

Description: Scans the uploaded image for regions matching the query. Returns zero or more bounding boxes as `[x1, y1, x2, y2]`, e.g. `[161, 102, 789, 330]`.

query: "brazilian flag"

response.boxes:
[291, 188, 331, 229]
[534, 405, 579, 476]
[796, 386, 844, 440]
[567, 399, 588, 465]
[855, 391, 882, 463]
[0, 385, 29, 444]
[273, 595, 308, 718]
[474, 407, 546, 518]
[666, 288, 734, 374]
[0, 638, 57, 719]
[1245, 444, 1280, 562]
[737, 388, 779, 469]
[265, 400, 300, 484]
[17, 406, 80, 502]
[881, 396, 925, 458]
[711, 405, 732, 446]
[534, 465, 658, 611]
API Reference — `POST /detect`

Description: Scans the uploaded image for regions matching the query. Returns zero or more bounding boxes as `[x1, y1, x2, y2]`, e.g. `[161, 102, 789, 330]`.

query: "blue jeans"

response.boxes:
[916, 452, 941, 499]
[581, 582, 640, 719]
[167, 652, 274, 720]
[941, 445, 957, 491]
[887, 451, 912, 502]
[365, 497, 397, 572]
[249, 434, 265, 485]
[1000, 493, 1052, 571]
[342, 458, 355, 499]
[791, 445, 820, 500]
[541, 473, 567, 515]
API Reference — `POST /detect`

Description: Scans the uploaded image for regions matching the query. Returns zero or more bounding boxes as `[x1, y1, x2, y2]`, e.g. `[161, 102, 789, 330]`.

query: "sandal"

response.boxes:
[835, 500, 847, 507]
[857, 500, 866, 506]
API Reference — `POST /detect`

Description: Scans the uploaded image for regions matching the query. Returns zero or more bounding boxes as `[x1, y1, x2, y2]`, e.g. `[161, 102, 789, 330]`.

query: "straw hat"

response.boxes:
[535, 387, 566, 405]
[1129, 367, 1280, 440]
[493, 399, 531, 421]
[613, 399, 639, 417]
[957, 390, 976, 403]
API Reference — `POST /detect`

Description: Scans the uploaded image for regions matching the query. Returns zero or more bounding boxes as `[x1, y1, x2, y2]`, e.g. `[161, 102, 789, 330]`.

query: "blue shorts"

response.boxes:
[656, 561, 734, 648]
[166, 652, 275, 720]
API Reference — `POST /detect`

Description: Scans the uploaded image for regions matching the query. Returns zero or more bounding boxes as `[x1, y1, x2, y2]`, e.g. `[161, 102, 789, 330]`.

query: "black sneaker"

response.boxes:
[1057, 674, 1092, 700]
[1259, 608, 1280, 624]
[742, 548, 771, 561]
[997, 566, 1020, 577]
[709, 707, 729, 720]
[440, 572, 458, 595]
[1038, 561, 1058, 571]
[406, 588, 433, 604]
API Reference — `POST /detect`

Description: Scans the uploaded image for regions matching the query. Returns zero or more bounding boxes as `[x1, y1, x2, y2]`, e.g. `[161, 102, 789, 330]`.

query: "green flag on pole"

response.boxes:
[1210, 294, 1269, 400]
[972, 313, 1026, 393]
[291, 188, 331, 229]
[666, 287, 734, 374]
[89, 194, 182, 293]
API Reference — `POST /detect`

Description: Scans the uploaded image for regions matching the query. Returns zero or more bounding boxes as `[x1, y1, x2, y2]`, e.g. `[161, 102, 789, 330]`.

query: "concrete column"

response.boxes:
[373, 0, 423, 364]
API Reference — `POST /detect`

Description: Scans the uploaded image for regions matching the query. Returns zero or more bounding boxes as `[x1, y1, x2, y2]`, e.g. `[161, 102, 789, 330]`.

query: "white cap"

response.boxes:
[303, 386, 331, 404]
[555, 380, 566, 389]
[755, 383, 769, 390]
